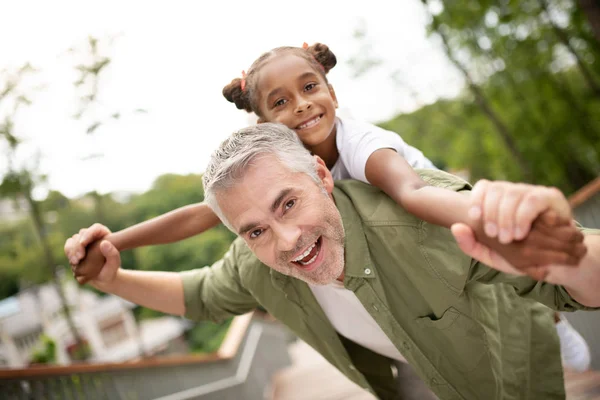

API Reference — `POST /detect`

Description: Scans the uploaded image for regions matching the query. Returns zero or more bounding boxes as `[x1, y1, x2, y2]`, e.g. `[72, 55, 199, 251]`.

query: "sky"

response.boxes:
[0, 0, 464, 199]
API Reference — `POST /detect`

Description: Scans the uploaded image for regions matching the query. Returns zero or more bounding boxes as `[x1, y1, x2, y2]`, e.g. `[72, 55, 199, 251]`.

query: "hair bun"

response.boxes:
[307, 43, 337, 74]
[222, 78, 252, 112]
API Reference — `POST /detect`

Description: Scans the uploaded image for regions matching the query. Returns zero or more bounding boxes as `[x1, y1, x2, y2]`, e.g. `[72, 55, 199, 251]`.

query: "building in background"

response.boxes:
[0, 275, 189, 368]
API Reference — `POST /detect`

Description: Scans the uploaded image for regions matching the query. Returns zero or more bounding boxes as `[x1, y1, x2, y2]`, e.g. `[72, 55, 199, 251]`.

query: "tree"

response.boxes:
[369, 0, 600, 192]
[0, 66, 87, 358]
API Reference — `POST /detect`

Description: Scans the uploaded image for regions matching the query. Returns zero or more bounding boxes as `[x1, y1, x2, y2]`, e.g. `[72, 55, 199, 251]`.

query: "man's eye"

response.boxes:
[250, 229, 263, 239]
[284, 199, 296, 211]
[305, 83, 317, 91]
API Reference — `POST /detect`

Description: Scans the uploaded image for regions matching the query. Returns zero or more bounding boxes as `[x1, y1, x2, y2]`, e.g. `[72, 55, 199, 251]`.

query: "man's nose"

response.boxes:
[274, 223, 302, 252]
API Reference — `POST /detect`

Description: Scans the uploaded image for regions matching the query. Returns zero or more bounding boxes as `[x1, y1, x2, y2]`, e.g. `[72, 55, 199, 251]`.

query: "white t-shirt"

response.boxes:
[313, 117, 435, 363]
[309, 280, 407, 363]
[329, 117, 437, 183]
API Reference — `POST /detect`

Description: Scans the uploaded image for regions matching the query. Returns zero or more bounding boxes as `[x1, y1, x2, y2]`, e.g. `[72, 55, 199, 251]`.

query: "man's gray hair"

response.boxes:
[203, 123, 320, 231]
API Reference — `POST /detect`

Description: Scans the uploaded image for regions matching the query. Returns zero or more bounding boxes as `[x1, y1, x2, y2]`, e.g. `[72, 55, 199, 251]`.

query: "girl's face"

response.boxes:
[255, 54, 339, 153]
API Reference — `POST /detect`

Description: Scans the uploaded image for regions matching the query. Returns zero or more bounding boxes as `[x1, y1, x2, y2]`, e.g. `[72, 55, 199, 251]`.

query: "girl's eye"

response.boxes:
[274, 98, 287, 107]
[284, 199, 296, 211]
[305, 83, 317, 91]
[250, 229, 263, 239]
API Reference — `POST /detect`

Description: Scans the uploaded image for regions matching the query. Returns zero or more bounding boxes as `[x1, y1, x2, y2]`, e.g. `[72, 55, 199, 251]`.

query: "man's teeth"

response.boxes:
[299, 253, 318, 266]
[293, 241, 317, 262]
[298, 116, 320, 129]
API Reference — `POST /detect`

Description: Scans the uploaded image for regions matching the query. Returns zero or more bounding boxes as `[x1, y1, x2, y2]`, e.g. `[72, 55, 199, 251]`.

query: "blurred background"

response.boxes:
[1, 0, 599, 398]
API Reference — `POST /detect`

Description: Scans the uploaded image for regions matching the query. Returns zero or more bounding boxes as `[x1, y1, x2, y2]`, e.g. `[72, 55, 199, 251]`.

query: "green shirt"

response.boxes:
[181, 169, 599, 400]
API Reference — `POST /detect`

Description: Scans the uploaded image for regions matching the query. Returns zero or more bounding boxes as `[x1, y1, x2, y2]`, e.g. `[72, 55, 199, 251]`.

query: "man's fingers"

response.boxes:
[64, 237, 79, 265]
[513, 190, 550, 241]
[99, 240, 120, 268]
[481, 183, 503, 239]
[78, 223, 111, 247]
[452, 223, 494, 266]
[468, 180, 489, 220]
[496, 188, 523, 244]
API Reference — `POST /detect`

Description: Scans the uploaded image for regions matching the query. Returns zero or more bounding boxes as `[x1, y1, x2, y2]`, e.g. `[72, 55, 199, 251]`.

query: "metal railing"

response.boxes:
[0, 313, 292, 400]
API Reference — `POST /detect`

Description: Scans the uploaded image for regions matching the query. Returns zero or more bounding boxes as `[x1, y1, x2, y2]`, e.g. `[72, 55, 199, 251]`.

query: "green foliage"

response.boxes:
[187, 319, 233, 353]
[0, 173, 235, 302]
[30, 334, 57, 365]
[378, 0, 600, 193]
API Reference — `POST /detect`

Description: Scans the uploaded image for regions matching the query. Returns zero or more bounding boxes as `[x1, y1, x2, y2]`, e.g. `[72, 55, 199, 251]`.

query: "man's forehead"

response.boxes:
[216, 157, 301, 224]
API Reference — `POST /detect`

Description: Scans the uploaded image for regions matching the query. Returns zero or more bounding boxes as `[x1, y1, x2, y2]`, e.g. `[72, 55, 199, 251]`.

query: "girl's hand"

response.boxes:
[468, 179, 573, 244]
[476, 209, 586, 272]
[64, 223, 111, 284]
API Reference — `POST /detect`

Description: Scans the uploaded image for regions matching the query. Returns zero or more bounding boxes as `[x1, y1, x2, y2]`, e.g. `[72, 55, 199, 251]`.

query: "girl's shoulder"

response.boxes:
[336, 116, 400, 144]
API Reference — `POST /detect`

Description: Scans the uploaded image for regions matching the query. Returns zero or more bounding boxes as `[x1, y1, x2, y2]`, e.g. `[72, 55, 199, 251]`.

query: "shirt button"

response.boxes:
[364, 268, 371, 275]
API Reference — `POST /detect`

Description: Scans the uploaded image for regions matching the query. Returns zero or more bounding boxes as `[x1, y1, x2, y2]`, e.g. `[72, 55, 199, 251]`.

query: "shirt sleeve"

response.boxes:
[180, 239, 260, 322]
[466, 227, 600, 312]
[339, 122, 436, 184]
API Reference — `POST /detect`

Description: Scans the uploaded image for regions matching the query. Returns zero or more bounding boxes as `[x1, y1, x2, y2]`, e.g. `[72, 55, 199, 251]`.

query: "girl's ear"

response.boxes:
[328, 84, 339, 109]
[314, 155, 335, 194]
[257, 117, 266, 124]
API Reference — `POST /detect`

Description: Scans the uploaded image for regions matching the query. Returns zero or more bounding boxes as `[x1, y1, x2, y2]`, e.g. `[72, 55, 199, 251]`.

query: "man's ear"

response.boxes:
[328, 84, 339, 109]
[314, 155, 335, 194]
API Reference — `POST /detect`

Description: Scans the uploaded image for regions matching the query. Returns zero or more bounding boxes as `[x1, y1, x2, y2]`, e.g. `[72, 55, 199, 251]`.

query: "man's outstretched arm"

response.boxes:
[65, 230, 187, 315]
[65, 224, 260, 321]
[452, 180, 600, 308]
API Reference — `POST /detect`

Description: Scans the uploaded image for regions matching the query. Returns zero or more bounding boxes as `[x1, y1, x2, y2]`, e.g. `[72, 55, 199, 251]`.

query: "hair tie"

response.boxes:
[241, 70, 247, 92]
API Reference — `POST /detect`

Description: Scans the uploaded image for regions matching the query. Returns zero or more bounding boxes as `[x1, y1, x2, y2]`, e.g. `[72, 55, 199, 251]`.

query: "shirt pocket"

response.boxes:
[415, 307, 490, 373]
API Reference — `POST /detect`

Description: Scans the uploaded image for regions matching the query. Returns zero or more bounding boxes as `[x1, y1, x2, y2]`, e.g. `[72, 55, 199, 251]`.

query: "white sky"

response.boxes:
[0, 0, 463, 199]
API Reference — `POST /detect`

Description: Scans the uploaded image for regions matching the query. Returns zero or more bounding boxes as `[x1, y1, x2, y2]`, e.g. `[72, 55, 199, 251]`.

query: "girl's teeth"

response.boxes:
[299, 116, 320, 129]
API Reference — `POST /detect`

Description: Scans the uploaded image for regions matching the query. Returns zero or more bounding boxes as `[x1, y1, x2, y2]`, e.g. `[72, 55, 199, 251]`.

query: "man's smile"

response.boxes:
[291, 236, 323, 271]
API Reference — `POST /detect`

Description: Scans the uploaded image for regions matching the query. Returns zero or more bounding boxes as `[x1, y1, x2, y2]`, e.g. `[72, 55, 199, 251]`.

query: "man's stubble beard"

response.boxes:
[276, 200, 345, 285]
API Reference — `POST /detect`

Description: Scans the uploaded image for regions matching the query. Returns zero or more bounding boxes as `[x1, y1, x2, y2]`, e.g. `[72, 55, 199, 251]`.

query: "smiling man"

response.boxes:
[65, 123, 600, 400]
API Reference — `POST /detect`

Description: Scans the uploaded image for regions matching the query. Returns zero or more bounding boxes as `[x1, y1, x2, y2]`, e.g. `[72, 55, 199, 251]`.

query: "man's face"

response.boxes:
[217, 155, 345, 285]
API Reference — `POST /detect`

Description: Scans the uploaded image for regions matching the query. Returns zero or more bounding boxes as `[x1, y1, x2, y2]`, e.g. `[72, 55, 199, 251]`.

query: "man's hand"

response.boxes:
[473, 209, 586, 271]
[455, 212, 583, 280]
[64, 223, 114, 285]
[460, 180, 587, 280]
[469, 179, 573, 243]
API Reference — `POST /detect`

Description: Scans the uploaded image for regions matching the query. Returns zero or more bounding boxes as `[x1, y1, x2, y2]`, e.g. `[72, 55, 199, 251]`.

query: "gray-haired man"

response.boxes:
[66, 123, 600, 399]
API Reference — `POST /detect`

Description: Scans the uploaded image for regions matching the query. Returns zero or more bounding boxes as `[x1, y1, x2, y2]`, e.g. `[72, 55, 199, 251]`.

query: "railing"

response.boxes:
[0, 313, 292, 400]
[568, 180, 600, 372]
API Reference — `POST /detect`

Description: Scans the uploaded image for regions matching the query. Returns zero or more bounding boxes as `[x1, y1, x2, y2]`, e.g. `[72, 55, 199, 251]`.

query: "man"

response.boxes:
[65, 123, 600, 400]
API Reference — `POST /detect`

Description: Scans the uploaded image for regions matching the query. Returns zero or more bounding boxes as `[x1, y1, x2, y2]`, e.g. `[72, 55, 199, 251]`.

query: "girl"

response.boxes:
[72, 42, 590, 372]
[72, 42, 531, 262]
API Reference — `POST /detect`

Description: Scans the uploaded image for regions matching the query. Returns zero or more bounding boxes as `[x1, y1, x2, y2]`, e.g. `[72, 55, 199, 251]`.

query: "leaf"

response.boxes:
[86, 121, 102, 134]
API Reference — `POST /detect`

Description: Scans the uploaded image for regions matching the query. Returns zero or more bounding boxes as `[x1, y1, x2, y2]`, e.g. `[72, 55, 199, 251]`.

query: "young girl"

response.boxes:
[72, 43, 534, 263]
[72, 42, 590, 372]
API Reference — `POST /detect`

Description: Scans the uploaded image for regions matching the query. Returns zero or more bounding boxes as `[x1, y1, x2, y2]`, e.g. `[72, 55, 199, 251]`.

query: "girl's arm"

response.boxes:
[365, 148, 470, 229]
[106, 202, 221, 251]
[364, 149, 585, 267]
[74, 203, 221, 284]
